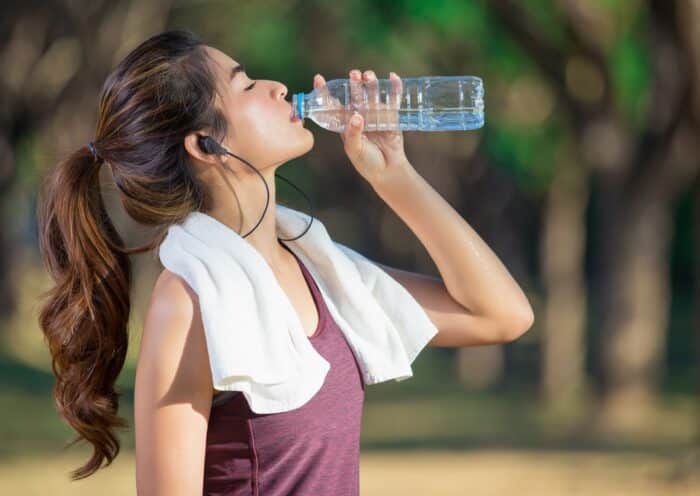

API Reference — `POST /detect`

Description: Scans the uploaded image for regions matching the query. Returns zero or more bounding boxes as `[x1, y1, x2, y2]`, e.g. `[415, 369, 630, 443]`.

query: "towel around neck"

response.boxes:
[157, 204, 438, 413]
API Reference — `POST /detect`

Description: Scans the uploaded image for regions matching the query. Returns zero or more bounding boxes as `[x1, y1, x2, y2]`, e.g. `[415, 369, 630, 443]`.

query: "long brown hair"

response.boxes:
[35, 29, 228, 480]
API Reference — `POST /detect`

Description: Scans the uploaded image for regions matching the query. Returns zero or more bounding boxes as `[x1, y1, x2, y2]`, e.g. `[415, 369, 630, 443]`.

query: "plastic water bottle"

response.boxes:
[292, 75, 484, 132]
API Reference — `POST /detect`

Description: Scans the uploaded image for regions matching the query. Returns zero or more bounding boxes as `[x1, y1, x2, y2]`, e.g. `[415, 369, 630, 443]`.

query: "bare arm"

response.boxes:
[371, 162, 534, 342]
[134, 269, 213, 495]
[375, 262, 523, 347]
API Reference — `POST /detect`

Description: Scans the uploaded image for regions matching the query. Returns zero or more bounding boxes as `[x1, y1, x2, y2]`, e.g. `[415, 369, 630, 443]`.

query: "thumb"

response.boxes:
[343, 112, 364, 159]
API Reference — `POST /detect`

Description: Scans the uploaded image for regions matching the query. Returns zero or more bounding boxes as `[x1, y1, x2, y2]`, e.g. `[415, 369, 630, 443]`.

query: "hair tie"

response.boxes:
[88, 141, 99, 161]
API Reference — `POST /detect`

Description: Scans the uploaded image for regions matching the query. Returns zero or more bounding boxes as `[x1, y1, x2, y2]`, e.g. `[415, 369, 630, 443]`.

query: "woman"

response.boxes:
[36, 29, 534, 494]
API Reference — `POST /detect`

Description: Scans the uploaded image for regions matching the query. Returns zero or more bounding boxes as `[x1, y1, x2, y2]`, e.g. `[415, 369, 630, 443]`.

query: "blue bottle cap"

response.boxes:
[294, 93, 304, 120]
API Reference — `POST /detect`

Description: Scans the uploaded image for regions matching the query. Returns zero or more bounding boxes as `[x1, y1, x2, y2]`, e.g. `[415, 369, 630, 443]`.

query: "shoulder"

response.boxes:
[136, 269, 213, 402]
[150, 268, 199, 320]
[143, 269, 201, 356]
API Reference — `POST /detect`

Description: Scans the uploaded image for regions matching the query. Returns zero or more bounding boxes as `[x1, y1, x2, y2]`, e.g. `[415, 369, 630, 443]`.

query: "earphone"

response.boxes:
[196, 134, 314, 240]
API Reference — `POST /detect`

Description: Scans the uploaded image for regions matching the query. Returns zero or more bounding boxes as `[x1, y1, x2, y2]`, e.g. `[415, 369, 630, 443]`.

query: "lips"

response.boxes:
[288, 99, 305, 123]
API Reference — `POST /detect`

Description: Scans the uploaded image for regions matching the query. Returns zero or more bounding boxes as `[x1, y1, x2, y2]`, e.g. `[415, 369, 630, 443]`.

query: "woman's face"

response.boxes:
[205, 46, 313, 170]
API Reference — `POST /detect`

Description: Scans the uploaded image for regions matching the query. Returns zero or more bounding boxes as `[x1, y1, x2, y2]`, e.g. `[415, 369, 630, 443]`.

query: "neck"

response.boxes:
[203, 166, 288, 267]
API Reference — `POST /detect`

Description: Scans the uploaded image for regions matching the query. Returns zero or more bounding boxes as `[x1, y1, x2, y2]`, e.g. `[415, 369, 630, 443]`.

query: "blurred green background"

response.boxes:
[0, 0, 698, 494]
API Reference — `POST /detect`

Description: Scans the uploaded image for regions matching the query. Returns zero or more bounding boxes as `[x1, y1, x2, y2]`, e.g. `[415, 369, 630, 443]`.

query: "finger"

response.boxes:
[349, 69, 363, 112]
[314, 73, 330, 98]
[343, 111, 364, 160]
[363, 70, 380, 129]
[386, 71, 403, 129]
[389, 71, 403, 108]
[363, 70, 379, 105]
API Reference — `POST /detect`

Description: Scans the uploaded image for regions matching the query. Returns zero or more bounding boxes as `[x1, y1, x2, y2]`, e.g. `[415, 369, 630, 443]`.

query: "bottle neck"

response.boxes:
[293, 92, 308, 120]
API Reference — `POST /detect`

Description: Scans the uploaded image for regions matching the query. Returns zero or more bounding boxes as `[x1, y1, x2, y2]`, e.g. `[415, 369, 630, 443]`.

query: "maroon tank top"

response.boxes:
[203, 243, 366, 495]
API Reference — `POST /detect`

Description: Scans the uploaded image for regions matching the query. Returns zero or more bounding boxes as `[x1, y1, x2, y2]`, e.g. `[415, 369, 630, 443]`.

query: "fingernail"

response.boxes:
[351, 115, 361, 126]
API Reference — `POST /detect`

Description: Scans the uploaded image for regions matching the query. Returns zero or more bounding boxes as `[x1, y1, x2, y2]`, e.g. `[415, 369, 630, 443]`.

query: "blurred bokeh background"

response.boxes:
[1, 0, 698, 494]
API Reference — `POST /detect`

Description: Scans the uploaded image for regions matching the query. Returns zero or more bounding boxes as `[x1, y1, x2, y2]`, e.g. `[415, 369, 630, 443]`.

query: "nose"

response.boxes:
[277, 82, 288, 100]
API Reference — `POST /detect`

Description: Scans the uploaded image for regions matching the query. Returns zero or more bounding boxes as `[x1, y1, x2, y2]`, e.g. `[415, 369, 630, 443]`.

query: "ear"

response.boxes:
[183, 131, 223, 166]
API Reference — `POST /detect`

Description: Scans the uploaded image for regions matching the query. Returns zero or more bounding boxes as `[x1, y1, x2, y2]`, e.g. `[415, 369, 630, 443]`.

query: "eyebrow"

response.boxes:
[230, 64, 246, 81]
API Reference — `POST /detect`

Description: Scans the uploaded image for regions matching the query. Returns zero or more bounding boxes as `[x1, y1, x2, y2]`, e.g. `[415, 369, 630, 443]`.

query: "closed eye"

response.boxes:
[245, 81, 256, 91]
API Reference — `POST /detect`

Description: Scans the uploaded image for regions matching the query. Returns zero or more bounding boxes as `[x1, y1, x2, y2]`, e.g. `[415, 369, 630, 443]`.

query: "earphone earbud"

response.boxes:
[197, 134, 225, 155]
[193, 134, 314, 241]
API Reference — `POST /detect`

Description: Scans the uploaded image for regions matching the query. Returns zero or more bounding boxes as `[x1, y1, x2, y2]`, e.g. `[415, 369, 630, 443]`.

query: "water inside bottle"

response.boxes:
[308, 107, 484, 132]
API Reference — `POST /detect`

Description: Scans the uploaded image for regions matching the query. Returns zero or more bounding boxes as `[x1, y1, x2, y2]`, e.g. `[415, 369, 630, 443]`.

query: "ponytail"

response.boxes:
[36, 145, 151, 480]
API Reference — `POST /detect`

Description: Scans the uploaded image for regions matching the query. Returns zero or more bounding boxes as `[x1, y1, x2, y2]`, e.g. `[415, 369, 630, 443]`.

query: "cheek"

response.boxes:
[239, 100, 291, 141]
[236, 99, 280, 139]
[224, 100, 267, 155]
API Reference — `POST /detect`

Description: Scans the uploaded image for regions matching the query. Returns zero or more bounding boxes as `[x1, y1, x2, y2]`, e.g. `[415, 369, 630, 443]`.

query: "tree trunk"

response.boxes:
[693, 173, 700, 448]
[540, 153, 590, 416]
[594, 188, 672, 433]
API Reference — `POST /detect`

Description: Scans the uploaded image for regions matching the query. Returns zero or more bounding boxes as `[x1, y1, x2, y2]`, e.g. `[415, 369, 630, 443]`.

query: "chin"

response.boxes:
[295, 129, 315, 155]
[279, 133, 314, 163]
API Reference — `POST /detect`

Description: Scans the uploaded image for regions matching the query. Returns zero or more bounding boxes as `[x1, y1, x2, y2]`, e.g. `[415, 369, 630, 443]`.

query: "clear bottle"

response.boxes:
[292, 75, 484, 132]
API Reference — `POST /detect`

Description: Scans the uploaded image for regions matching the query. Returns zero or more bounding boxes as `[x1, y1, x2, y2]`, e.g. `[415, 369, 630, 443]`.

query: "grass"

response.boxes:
[1, 449, 698, 495]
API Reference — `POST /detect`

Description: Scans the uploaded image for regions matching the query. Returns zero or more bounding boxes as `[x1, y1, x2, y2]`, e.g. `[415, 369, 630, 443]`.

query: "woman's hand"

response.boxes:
[313, 69, 411, 185]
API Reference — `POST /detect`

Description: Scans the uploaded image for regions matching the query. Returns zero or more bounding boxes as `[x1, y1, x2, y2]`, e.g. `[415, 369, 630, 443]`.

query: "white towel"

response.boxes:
[157, 204, 438, 413]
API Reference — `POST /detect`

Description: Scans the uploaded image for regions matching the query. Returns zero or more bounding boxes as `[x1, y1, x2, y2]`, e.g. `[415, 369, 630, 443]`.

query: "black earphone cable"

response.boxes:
[196, 135, 314, 241]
